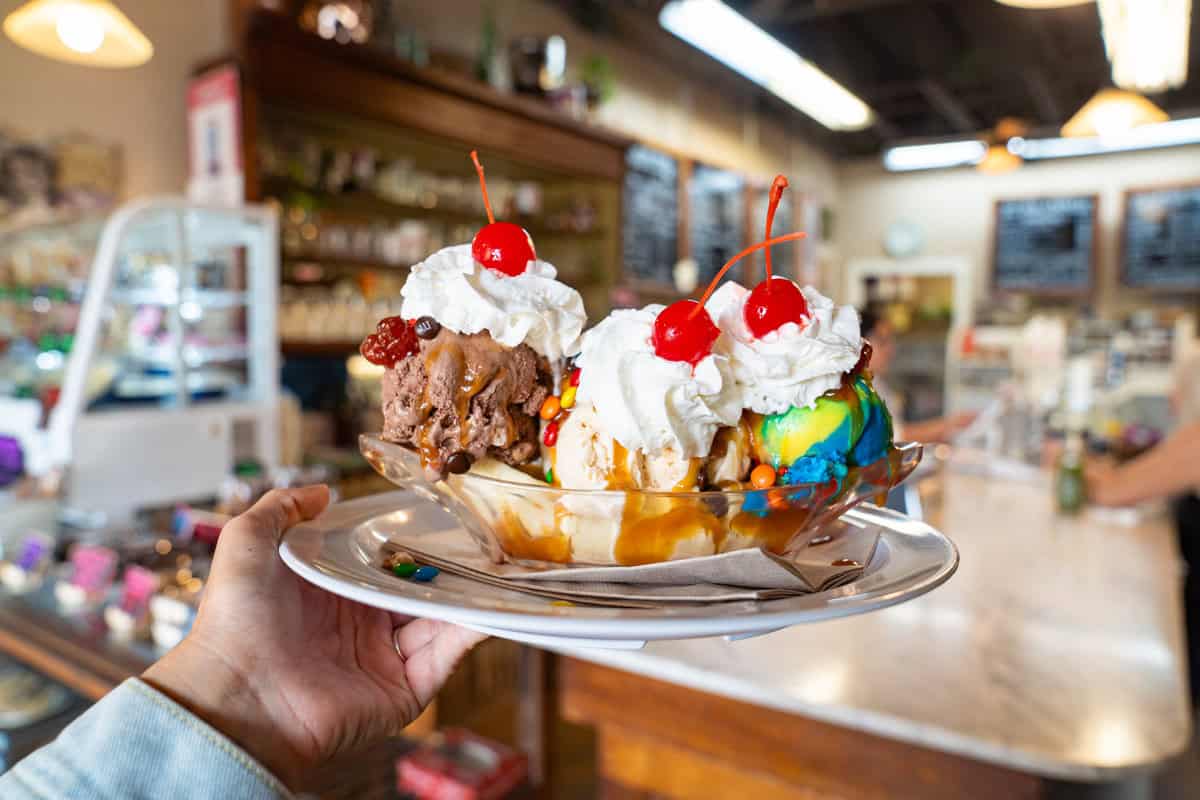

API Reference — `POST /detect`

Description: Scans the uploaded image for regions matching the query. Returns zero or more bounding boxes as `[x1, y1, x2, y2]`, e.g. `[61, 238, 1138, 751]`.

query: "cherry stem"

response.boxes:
[764, 175, 789, 282]
[470, 150, 495, 225]
[689, 231, 809, 317]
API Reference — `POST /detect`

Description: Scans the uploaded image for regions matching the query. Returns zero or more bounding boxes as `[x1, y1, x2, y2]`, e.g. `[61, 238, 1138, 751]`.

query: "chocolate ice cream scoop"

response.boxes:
[381, 329, 551, 481]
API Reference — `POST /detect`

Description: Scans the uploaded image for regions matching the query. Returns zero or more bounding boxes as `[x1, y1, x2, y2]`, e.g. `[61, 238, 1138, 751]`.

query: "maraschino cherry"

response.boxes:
[744, 277, 808, 338]
[470, 150, 535, 276]
[652, 231, 809, 366]
[743, 175, 809, 338]
[652, 299, 720, 366]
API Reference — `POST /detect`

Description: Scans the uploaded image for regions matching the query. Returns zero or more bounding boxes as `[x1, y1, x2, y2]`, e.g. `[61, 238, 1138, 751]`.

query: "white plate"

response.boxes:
[280, 492, 957, 648]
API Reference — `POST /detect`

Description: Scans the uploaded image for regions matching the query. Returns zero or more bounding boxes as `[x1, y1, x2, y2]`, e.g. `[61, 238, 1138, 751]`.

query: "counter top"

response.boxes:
[557, 467, 1192, 781]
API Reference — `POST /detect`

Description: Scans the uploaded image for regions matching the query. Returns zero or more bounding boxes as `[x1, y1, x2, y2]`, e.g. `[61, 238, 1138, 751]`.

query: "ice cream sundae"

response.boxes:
[363, 162, 914, 566]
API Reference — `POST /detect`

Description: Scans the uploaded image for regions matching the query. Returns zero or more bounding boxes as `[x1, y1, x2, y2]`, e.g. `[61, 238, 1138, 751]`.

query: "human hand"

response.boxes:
[143, 486, 485, 788]
[1085, 459, 1123, 507]
[947, 410, 978, 434]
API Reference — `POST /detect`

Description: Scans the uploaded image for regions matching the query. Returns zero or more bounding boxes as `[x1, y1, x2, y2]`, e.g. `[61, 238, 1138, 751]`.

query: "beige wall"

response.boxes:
[0, 0, 229, 197]
[836, 146, 1200, 312]
[394, 0, 838, 203]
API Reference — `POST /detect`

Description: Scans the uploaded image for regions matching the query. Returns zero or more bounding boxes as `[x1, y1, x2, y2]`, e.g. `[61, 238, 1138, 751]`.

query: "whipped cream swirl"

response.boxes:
[706, 281, 862, 415]
[574, 305, 742, 459]
[400, 244, 585, 362]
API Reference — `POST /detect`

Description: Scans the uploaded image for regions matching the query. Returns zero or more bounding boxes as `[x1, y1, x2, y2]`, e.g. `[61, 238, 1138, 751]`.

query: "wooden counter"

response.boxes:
[558, 467, 1192, 797]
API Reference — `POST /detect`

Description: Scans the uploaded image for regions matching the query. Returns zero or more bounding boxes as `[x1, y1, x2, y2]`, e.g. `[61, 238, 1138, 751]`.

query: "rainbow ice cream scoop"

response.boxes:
[748, 373, 892, 485]
[705, 279, 895, 488]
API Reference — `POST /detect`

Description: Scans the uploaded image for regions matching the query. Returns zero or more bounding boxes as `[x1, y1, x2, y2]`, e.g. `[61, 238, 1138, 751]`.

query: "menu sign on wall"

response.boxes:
[621, 144, 679, 287]
[1122, 184, 1200, 291]
[992, 196, 1096, 294]
[688, 165, 745, 287]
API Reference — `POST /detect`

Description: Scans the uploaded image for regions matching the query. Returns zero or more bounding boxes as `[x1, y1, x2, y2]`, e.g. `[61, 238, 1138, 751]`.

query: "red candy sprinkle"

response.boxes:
[652, 300, 721, 366]
[569, 367, 582, 387]
[542, 420, 560, 447]
[359, 316, 418, 367]
[744, 277, 810, 338]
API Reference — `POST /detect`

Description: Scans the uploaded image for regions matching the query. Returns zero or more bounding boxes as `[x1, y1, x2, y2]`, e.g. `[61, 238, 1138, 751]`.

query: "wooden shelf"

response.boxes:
[265, 178, 608, 240]
[242, 12, 631, 183]
[283, 254, 410, 272]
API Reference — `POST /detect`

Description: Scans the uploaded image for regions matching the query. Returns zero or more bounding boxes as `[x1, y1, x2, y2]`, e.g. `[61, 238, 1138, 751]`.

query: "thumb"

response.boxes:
[235, 486, 331, 544]
[216, 485, 331, 563]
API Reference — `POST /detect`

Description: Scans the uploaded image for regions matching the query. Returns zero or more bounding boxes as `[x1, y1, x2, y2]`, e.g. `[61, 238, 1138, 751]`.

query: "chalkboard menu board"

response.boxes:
[992, 195, 1096, 294]
[621, 144, 679, 287]
[1122, 184, 1200, 291]
[688, 165, 745, 287]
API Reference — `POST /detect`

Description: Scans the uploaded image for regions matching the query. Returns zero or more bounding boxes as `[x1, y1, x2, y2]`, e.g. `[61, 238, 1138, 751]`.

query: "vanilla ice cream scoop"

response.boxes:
[551, 408, 703, 491]
[572, 305, 742, 460]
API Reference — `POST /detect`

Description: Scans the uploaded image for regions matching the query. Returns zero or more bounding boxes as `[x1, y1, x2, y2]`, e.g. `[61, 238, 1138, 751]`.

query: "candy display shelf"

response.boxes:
[1, 198, 281, 523]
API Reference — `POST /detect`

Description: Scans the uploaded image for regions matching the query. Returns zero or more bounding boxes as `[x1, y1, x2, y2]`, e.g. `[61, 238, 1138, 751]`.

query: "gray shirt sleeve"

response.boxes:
[0, 678, 291, 799]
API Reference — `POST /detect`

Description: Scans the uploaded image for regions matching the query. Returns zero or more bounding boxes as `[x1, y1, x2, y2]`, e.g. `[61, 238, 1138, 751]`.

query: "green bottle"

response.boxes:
[1056, 433, 1087, 515]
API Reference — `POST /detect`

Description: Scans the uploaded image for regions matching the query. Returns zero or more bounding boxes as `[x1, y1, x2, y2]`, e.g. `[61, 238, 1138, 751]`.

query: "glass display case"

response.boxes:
[1, 198, 280, 523]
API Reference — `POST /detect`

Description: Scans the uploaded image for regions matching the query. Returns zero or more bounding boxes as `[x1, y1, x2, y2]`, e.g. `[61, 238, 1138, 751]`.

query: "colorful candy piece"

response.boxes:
[393, 562, 418, 578]
[560, 385, 577, 409]
[412, 566, 439, 582]
[539, 396, 561, 421]
[750, 463, 776, 488]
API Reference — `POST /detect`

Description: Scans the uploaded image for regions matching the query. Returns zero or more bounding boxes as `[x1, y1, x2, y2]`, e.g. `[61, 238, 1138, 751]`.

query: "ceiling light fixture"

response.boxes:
[884, 116, 1200, 171]
[2, 0, 152, 68]
[658, 0, 874, 131]
[882, 140, 988, 171]
[1061, 88, 1169, 139]
[1098, 0, 1191, 93]
[994, 0, 1094, 7]
[976, 144, 1023, 174]
[1017, 116, 1200, 159]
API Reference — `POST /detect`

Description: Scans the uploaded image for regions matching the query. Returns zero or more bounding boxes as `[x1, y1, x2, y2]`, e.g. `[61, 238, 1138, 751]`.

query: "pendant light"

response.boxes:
[3, 0, 153, 68]
[1098, 0, 1191, 94]
[977, 117, 1027, 174]
[1061, 88, 1169, 138]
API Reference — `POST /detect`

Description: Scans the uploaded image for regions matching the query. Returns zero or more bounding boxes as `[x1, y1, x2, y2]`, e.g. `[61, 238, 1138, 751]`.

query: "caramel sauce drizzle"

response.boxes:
[494, 510, 572, 563]
[607, 441, 725, 566]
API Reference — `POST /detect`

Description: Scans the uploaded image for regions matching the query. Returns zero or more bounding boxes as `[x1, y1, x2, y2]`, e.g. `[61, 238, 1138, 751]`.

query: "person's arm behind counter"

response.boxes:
[1089, 422, 1200, 507]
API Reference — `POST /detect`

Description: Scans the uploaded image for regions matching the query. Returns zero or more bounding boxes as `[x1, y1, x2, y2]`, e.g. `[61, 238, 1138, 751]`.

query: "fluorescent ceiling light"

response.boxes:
[994, 0, 1093, 7]
[884, 117, 1200, 171]
[1098, 0, 1191, 93]
[1016, 116, 1200, 159]
[659, 0, 874, 131]
[2, 0, 153, 68]
[882, 140, 987, 171]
